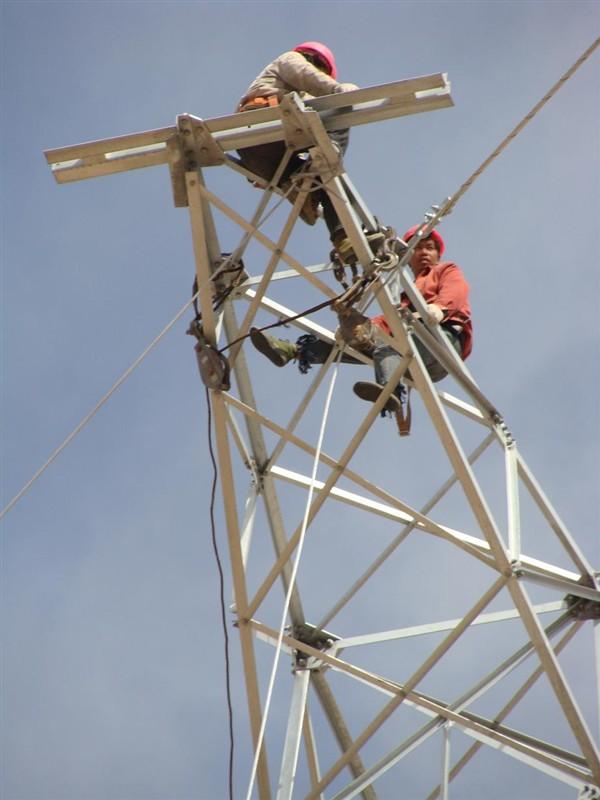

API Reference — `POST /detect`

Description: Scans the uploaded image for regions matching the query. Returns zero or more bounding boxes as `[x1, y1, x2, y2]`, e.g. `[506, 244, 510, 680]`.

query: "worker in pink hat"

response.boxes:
[236, 42, 358, 253]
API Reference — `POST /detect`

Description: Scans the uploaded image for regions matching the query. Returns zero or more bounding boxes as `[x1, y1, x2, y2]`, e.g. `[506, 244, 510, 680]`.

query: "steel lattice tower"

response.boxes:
[45, 75, 600, 800]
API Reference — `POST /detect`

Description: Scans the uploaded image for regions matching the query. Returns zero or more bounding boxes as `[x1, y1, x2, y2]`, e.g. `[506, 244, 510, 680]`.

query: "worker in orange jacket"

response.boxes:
[250, 226, 472, 412]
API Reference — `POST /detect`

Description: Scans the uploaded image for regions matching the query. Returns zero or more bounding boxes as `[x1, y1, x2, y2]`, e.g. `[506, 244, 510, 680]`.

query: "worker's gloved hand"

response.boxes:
[425, 304, 445, 325]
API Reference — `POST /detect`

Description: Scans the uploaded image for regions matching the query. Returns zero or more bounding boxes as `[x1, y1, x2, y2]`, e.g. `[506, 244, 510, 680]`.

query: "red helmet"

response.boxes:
[403, 224, 445, 256]
[293, 41, 338, 79]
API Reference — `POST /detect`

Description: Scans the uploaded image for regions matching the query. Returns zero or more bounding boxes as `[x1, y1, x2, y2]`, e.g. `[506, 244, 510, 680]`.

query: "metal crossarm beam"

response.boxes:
[44, 74, 452, 185]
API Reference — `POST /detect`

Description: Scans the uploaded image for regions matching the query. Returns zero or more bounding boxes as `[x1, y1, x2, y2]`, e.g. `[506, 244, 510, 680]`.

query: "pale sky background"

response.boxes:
[1, 2, 599, 799]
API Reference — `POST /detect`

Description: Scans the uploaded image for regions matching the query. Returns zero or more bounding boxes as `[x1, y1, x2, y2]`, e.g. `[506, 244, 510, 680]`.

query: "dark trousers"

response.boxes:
[237, 127, 350, 240]
[295, 329, 462, 395]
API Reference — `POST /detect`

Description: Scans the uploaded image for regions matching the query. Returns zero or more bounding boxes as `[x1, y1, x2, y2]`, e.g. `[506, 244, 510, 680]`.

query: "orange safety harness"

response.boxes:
[238, 94, 280, 113]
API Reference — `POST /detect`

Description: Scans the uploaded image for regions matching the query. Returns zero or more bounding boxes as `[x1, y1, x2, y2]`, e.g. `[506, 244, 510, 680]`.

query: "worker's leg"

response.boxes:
[237, 141, 305, 186]
[353, 330, 462, 408]
[250, 329, 360, 371]
[413, 330, 462, 382]
[317, 127, 349, 242]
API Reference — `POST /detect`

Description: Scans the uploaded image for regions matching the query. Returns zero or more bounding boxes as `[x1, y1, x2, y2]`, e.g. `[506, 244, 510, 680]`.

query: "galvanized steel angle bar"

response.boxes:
[440, 723, 451, 800]
[377, 287, 600, 780]
[226, 183, 310, 368]
[166, 135, 188, 207]
[435, 391, 491, 427]
[330, 716, 443, 800]
[305, 74, 451, 113]
[222, 395, 585, 610]
[44, 125, 175, 167]
[186, 185, 273, 797]
[222, 394, 499, 577]
[334, 602, 565, 651]
[425, 620, 589, 799]
[44, 74, 453, 184]
[336, 615, 576, 800]
[278, 93, 320, 152]
[504, 578, 600, 781]
[516, 452, 597, 579]
[249, 619, 593, 789]
[310, 671, 378, 800]
[505, 442, 522, 561]
[317, 432, 496, 628]
[185, 172, 220, 342]
[221, 306, 306, 625]
[212, 393, 273, 799]
[195, 182, 337, 298]
[277, 668, 311, 800]
[177, 113, 226, 167]
[268, 464, 499, 572]
[211, 75, 454, 153]
[245, 355, 413, 620]
[336, 175, 377, 233]
[302, 575, 508, 799]
[239, 483, 260, 570]
[516, 569, 600, 604]
[322, 173, 374, 267]
[302, 109, 345, 179]
[326, 93, 454, 132]
[48, 148, 167, 184]
[243, 262, 333, 286]
[301, 710, 325, 800]
[377, 285, 511, 569]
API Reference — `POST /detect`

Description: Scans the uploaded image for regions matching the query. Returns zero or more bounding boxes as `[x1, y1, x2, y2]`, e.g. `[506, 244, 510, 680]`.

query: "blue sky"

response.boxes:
[2, 2, 599, 799]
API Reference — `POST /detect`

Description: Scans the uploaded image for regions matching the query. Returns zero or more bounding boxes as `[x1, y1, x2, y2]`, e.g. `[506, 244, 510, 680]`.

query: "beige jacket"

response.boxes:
[237, 51, 357, 110]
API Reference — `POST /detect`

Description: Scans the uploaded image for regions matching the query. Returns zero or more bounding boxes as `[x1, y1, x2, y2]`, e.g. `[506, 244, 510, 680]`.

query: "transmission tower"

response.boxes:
[45, 73, 600, 799]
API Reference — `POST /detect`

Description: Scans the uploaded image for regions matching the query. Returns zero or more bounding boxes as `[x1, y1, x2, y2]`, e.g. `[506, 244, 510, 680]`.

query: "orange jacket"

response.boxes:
[372, 261, 473, 360]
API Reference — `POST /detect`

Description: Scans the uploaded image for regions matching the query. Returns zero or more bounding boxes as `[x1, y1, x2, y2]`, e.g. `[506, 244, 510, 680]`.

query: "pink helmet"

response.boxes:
[293, 41, 338, 79]
[403, 224, 445, 256]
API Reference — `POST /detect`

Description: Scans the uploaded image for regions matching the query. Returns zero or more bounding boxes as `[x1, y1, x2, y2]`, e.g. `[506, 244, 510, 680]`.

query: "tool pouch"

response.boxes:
[393, 387, 411, 436]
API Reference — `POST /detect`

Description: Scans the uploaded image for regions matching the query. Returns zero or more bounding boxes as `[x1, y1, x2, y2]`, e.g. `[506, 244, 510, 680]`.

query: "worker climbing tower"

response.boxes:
[44, 68, 600, 800]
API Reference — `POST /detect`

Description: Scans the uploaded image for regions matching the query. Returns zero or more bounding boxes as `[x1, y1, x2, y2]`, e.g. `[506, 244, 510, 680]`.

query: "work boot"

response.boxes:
[284, 184, 320, 226]
[250, 328, 297, 367]
[353, 381, 401, 413]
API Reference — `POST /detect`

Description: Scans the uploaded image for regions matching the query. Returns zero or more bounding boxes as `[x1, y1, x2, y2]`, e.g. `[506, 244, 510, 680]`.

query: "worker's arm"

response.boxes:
[275, 51, 358, 96]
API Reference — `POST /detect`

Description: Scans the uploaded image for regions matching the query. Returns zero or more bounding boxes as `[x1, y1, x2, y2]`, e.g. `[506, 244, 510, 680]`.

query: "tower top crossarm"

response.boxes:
[44, 73, 452, 189]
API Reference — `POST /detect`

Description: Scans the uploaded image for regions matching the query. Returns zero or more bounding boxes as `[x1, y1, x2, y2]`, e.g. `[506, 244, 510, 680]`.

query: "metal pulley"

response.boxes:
[187, 319, 230, 391]
[194, 340, 231, 391]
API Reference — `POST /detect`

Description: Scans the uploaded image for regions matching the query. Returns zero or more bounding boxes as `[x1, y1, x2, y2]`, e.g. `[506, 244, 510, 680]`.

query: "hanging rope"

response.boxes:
[244, 360, 341, 800]
[205, 386, 235, 800]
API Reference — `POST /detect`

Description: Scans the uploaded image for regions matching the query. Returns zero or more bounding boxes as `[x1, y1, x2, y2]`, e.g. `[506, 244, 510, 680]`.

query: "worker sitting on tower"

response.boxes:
[236, 41, 361, 261]
[249, 226, 472, 419]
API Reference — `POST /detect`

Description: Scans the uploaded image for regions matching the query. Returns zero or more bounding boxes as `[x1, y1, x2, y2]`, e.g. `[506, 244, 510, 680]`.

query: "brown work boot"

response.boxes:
[284, 185, 320, 225]
[353, 381, 401, 413]
[250, 328, 297, 367]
